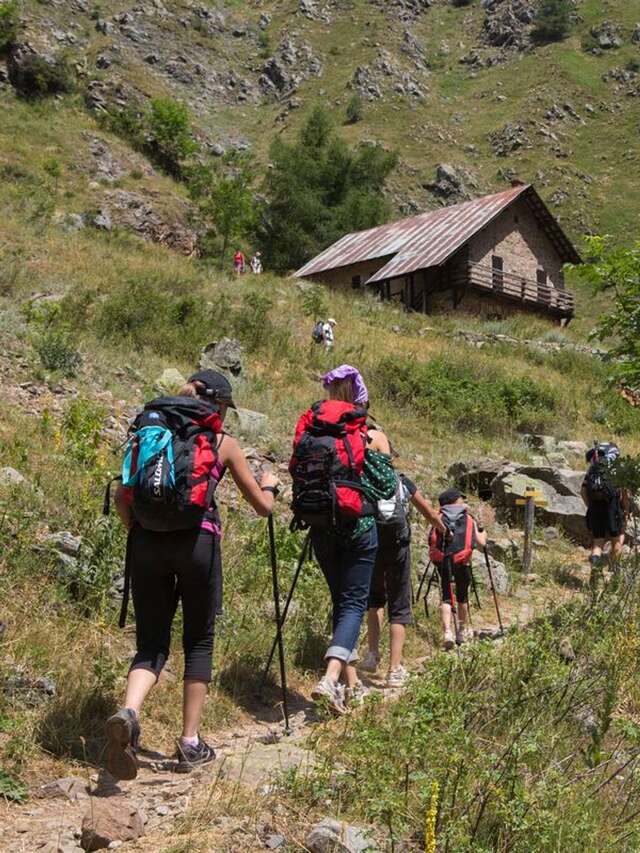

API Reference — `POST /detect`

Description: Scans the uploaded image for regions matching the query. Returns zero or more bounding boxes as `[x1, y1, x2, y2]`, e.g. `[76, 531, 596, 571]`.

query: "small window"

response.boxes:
[536, 269, 547, 286]
[351, 275, 362, 290]
[492, 255, 504, 289]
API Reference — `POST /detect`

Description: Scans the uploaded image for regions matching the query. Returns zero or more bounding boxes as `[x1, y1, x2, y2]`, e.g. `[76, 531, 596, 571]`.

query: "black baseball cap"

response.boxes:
[438, 487, 465, 506]
[188, 370, 237, 408]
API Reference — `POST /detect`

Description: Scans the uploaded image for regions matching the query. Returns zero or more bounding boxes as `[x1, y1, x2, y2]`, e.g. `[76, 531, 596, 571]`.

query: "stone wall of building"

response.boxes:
[467, 196, 565, 289]
[307, 256, 392, 289]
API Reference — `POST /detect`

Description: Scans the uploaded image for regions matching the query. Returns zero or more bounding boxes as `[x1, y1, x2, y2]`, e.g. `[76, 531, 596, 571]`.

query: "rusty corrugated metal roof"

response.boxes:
[294, 184, 579, 282]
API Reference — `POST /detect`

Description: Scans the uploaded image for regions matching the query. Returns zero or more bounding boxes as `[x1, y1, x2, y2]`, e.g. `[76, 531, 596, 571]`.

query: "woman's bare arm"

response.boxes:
[411, 489, 447, 534]
[219, 436, 278, 517]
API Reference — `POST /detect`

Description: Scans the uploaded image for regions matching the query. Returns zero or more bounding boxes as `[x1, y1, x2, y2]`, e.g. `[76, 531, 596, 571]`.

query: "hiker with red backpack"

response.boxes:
[289, 365, 386, 714]
[581, 441, 628, 592]
[105, 370, 279, 779]
[429, 489, 487, 650]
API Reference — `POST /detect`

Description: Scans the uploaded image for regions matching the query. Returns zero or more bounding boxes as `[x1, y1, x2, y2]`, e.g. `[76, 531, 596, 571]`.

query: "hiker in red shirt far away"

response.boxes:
[233, 249, 245, 276]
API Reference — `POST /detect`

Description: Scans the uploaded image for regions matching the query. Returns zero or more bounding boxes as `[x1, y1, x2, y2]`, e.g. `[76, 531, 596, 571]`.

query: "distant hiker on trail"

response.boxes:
[581, 442, 628, 592]
[430, 488, 487, 650]
[311, 318, 336, 350]
[105, 370, 279, 780]
[289, 364, 385, 714]
[360, 466, 446, 688]
[250, 252, 263, 274]
[233, 249, 245, 275]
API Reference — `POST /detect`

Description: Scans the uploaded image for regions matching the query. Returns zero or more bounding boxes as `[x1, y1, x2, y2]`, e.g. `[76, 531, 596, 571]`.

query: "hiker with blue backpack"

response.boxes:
[581, 441, 628, 592]
[289, 365, 388, 714]
[105, 369, 279, 779]
[361, 472, 446, 688]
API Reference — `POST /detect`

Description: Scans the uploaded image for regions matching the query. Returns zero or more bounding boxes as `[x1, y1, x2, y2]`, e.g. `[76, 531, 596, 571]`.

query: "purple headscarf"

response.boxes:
[321, 364, 369, 404]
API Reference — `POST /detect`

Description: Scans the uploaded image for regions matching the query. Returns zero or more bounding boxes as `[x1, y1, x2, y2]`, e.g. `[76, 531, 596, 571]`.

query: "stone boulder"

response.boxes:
[155, 367, 186, 393]
[0, 467, 27, 487]
[37, 776, 88, 800]
[227, 407, 269, 440]
[486, 535, 519, 562]
[491, 469, 589, 544]
[305, 818, 372, 853]
[199, 338, 244, 377]
[472, 551, 509, 595]
[42, 531, 82, 557]
[422, 163, 474, 202]
[447, 458, 509, 497]
[590, 21, 623, 49]
[81, 800, 144, 851]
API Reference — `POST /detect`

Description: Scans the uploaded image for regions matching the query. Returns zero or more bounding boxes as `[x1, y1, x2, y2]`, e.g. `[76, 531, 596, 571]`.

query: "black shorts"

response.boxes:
[439, 562, 470, 605]
[368, 529, 413, 625]
[586, 500, 624, 539]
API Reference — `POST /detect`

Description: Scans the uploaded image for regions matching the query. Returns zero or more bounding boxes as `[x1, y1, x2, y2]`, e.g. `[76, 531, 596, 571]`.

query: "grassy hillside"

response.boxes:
[2, 1, 640, 849]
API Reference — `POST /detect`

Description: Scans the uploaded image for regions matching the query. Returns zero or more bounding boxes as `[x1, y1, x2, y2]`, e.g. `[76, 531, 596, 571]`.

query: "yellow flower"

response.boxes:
[425, 780, 439, 853]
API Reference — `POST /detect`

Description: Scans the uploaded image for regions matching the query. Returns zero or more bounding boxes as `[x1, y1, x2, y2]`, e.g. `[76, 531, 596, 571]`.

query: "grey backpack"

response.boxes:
[377, 475, 411, 528]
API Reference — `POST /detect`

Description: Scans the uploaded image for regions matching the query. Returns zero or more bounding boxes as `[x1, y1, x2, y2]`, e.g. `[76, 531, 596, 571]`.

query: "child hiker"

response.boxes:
[429, 488, 487, 650]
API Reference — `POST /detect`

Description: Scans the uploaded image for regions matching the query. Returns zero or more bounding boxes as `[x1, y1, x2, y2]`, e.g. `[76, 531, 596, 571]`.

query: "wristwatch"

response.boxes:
[261, 485, 280, 497]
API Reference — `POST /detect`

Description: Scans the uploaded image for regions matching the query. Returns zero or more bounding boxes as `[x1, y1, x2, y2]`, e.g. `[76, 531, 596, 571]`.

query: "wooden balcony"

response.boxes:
[453, 262, 575, 318]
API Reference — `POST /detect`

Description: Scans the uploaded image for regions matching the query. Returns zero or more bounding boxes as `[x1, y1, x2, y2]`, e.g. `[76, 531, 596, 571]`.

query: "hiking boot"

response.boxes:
[443, 630, 455, 651]
[457, 625, 474, 645]
[386, 665, 409, 689]
[344, 680, 369, 708]
[359, 650, 380, 673]
[175, 736, 216, 774]
[105, 708, 140, 781]
[311, 676, 347, 715]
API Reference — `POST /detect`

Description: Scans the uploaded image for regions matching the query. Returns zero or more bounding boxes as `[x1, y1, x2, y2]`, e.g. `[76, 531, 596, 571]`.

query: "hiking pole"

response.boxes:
[444, 557, 460, 641]
[259, 531, 311, 694]
[423, 564, 440, 619]
[415, 560, 432, 603]
[483, 547, 504, 635]
[469, 563, 482, 610]
[267, 514, 291, 735]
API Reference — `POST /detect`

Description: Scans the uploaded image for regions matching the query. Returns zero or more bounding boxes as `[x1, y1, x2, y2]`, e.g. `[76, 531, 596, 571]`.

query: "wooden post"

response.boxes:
[516, 485, 547, 575]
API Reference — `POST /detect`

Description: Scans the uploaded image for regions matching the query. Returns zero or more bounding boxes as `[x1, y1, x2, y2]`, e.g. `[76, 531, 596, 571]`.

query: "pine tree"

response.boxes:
[532, 0, 572, 44]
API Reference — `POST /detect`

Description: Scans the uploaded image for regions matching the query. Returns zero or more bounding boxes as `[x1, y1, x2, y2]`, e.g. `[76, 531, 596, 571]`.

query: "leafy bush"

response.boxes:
[0, 0, 19, 54]
[145, 97, 198, 177]
[285, 591, 640, 849]
[0, 768, 27, 802]
[9, 53, 74, 99]
[531, 0, 573, 44]
[299, 284, 328, 320]
[374, 355, 558, 434]
[232, 290, 274, 351]
[34, 329, 82, 377]
[62, 398, 107, 468]
[345, 94, 363, 124]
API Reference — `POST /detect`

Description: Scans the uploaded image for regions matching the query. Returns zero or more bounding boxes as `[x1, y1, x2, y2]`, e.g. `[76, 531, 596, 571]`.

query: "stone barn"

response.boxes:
[294, 182, 580, 323]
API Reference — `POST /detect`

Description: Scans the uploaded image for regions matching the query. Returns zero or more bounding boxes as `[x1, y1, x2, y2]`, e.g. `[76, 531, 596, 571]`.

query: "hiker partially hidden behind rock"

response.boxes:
[429, 489, 487, 650]
[360, 465, 446, 688]
[106, 370, 279, 780]
[289, 365, 387, 714]
[581, 442, 628, 592]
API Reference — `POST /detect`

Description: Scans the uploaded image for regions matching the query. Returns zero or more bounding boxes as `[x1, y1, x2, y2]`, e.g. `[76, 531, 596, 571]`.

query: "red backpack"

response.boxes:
[429, 507, 475, 566]
[289, 400, 371, 529]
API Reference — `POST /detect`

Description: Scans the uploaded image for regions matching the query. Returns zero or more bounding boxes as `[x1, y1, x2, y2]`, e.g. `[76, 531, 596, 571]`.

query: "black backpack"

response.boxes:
[584, 442, 619, 504]
[311, 321, 324, 343]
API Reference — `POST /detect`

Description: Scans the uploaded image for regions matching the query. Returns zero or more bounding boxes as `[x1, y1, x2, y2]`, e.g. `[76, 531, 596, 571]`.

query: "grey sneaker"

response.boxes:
[105, 708, 140, 781]
[175, 736, 216, 774]
[359, 650, 380, 673]
[311, 676, 347, 715]
[344, 680, 369, 707]
[443, 630, 455, 651]
[386, 665, 409, 689]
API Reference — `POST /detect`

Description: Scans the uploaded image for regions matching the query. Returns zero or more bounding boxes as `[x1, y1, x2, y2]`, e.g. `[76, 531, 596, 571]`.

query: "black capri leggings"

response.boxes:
[439, 562, 470, 605]
[129, 526, 221, 682]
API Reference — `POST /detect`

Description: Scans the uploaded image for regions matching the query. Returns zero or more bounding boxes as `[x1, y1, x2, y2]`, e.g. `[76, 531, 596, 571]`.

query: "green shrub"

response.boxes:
[9, 53, 74, 99]
[374, 355, 558, 434]
[145, 97, 198, 177]
[232, 290, 274, 351]
[0, 0, 19, 54]
[62, 398, 107, 468]
[0, 768, 27, 803]
[34, 329, 82, 377]
[532, 0, 573, 44]
[345, 94, 363, 125]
